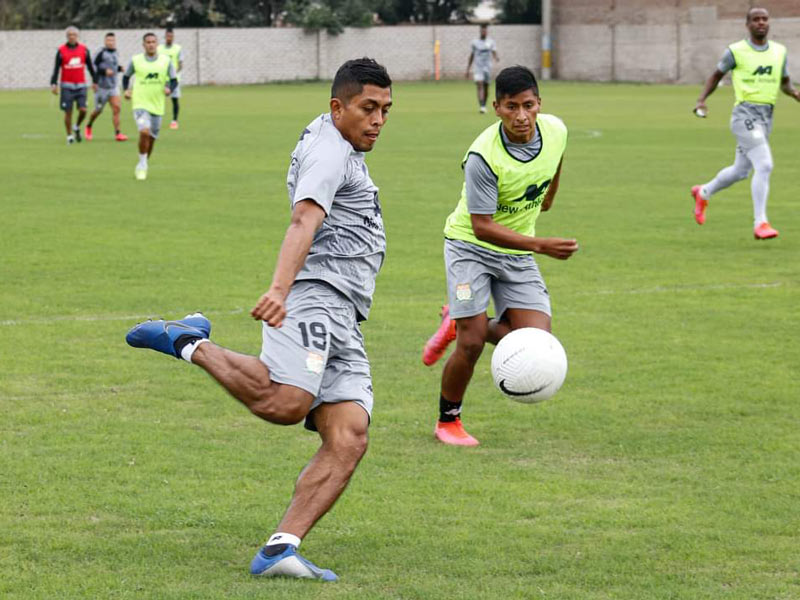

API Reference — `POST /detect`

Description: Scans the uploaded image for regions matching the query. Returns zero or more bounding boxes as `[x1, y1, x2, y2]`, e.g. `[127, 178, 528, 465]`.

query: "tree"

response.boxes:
[496, 0, 541, 24]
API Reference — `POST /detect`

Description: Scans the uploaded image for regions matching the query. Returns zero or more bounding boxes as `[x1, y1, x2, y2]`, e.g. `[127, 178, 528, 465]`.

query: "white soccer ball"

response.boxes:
[491, 327, 568, 403]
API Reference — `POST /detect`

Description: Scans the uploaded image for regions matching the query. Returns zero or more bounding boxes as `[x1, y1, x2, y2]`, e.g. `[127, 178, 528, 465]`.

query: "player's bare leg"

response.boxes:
[487, 307, 551, 344]
[435, 313, 487, 446]
[63, 108, 73, 137]
[249, 401, 367, 581]
[190, 342, 313, 425]
[276, 402, 368, 536]
[110, 96, 122, 134]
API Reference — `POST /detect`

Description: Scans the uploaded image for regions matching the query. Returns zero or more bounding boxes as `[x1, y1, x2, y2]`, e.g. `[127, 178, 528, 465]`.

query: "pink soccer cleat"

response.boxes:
[115, 132, 129, 141]
[422, 304, 457, 366]
[434, 418, 479, 447]
[691, 185, 707, 225]
[754, 222, 779, 240]
[85, 126, 93, 141]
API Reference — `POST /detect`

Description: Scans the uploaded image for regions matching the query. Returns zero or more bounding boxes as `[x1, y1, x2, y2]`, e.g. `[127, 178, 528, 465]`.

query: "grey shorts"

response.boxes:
[259, 280, 373, 431]
[133, 109, 162, 139]
[94, 87, 119, 109]
[60, 87, 87, 111]
[730, 105, 772, 152]
[171, 82, 181, 99]
[473, 68, 491, 83]
[445, 238, 551, 320]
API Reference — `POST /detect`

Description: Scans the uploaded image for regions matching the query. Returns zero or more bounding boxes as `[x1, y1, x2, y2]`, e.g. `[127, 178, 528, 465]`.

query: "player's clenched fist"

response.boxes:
[534, 237, 579, 260]
[251, 289, 288, 328]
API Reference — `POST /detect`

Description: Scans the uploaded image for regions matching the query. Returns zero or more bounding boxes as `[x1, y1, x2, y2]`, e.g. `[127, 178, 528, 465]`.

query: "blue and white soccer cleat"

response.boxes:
[125, 312, 211, 358]
[250, 545, 338, 582]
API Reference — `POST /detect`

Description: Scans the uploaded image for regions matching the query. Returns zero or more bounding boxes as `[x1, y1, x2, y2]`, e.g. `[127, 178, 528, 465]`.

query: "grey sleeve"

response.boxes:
[464, 153, 498, 215]
[292, 139, 347, 215]
[783, 56, 789, 78]
[717, 49, 735, 74]
[167, 62, 176, 79]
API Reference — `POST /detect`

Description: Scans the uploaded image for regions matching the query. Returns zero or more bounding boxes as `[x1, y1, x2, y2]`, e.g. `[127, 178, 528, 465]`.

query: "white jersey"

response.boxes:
[471, 38, 496, 71]
[287, 113, 386, 320]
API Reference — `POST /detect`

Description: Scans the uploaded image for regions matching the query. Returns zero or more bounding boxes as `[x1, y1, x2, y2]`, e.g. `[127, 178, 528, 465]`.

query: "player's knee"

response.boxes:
[755, 160, 773, 175]
[456, 336, 485, 362]
[326, 429, 368, 467]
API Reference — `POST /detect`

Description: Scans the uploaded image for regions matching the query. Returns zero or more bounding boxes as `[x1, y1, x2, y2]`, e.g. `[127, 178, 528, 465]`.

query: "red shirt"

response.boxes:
[51, 43, 95, 86]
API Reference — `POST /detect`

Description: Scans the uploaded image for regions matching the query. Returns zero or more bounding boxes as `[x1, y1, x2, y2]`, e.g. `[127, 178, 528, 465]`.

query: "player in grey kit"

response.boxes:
[125, 58, 392, 581]
[85, 33, 127, 142]
[466, 24, 498, 113]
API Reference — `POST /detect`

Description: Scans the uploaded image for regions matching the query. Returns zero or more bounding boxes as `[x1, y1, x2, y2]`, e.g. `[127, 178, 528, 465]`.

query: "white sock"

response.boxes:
[180, 338, 209, 363]
[266, 532, 301, 549]
[138, 153, 148, 167]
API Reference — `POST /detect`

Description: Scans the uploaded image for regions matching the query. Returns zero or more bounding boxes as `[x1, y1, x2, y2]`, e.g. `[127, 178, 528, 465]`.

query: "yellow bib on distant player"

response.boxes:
[443, 114, 567, 255]
[157, 43, 182, 81]
[131, 53, 170, 115]
[729, 39, 786, 105]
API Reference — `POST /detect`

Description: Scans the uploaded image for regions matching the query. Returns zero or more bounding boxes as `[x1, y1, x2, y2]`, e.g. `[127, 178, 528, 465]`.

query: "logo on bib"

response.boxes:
[456, 283, 473, 302]
[305, 352, 324, 375]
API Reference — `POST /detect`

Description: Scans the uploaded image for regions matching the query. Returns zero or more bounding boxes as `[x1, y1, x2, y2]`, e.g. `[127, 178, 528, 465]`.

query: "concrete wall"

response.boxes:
[0, 25, 539, 90]
[2, 15, 799, 90]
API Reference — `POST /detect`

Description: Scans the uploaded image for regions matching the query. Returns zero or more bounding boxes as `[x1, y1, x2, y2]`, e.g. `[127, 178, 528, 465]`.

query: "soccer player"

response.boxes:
[85, 32, 127, 142]
[125, 58, 392, 581]
[691, 7, 800, 240]
[158, 27, 183, 130]
[122, 33, 177, 180]
[50, 26, 97, 144]
[422, 66, 578, 446]
[466, 24, 499, 114]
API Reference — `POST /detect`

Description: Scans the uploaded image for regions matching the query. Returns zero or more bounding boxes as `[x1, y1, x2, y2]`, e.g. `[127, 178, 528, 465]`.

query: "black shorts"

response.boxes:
[60, 87, 87, 111]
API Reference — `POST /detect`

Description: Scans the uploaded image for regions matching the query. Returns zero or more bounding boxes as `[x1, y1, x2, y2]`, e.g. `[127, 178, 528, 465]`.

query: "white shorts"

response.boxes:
[171, 82, 181, 99]
[473, 68, 491, 83]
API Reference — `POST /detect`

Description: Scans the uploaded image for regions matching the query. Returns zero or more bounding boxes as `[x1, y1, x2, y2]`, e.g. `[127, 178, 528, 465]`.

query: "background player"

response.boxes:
[122, 33, 177, 180]
[465, 24, 498, 113]
[423, 66, 578, 446]
[85, 32, 127, 142]
[125, 58, 392, 581]
[691, 7, 800, 240]
[50, 26, 97, 144]
[158, 27, 183, 129]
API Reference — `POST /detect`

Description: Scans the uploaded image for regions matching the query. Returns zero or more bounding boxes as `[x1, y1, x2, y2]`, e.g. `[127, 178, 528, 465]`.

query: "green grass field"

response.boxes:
[1, 80, 799, 599]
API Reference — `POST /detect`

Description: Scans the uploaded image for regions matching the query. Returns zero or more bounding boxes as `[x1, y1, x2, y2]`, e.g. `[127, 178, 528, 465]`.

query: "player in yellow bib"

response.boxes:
[122, 32, 177, 180]
[691, 7, 800, 240]
[158, 27, 183, 130]
[422, 66, 579, 446]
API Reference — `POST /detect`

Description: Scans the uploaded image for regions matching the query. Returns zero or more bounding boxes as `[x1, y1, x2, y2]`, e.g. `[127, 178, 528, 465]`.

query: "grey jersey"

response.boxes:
[287, 113, 386, 321]
[94, 47, 120, 89]
[464, 126, 542, 214]
[718, 40, 788, 120]
[470, 38, 496, 71]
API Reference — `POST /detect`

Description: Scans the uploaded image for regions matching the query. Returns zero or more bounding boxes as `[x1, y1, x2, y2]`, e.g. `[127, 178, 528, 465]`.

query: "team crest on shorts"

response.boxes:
[456, 283, 473, 302]
[305, 352, 324, 375]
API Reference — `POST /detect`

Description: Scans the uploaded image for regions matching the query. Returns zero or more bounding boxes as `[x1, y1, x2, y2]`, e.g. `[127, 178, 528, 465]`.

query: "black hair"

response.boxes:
[143, 32, 157, 41]
[166, 26, 174, 33]
[331, 58, 392, 104]
[105, 32, 115, 37]
[495, 65, 539, 100]
[746, 7, 768, 22]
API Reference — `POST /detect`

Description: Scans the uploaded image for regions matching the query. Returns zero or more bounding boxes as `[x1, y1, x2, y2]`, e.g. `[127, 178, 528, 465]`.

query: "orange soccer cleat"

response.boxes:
[434, 418, 479, 447]
[169, 121, 179, 130]
[84, 126, 93, 141]
[754, 222, 779, 240]
[115, 132, 129, 141]
[422, 304, 457, 366]
[691, 185, 707, 225]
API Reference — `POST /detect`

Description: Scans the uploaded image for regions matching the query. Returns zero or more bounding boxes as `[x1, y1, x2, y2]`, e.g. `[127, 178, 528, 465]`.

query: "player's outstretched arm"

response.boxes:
[780, 76, 800, 101]
[470, 214, 578, 260]
[540, 159, 563, 212]
[695, 69, 725, 114]
[251, 199, 325, 328]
